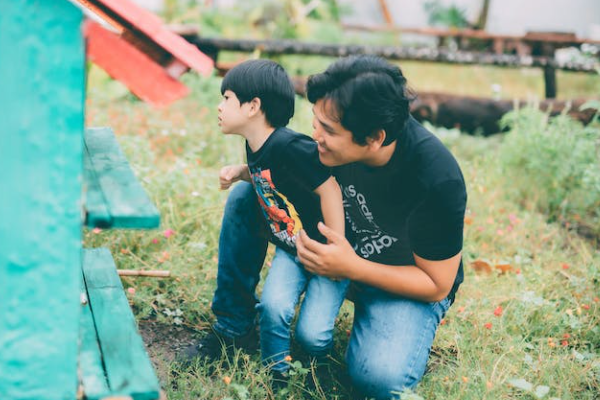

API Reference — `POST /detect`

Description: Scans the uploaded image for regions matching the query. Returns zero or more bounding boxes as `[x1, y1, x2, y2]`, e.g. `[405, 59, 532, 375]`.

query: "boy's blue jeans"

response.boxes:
[211, 182, 452, 399]
[258, 247, 349, 373]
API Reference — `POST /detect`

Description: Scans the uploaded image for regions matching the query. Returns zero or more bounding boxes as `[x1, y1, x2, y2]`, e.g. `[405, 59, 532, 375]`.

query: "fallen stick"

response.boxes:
[117, 270, 171, 278]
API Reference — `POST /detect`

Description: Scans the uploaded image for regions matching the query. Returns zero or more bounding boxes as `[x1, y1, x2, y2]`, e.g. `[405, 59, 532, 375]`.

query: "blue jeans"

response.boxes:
[258, 247, 349, 373]
[212, 182, 268, 338]
[347, 286, 451, 399]
[212, 182, 452, 399]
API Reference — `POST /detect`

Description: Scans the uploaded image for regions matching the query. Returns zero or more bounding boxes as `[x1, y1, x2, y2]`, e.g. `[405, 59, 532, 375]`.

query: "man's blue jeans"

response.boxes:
[258, 247, 349, 373]
[211, 182, 452, 399]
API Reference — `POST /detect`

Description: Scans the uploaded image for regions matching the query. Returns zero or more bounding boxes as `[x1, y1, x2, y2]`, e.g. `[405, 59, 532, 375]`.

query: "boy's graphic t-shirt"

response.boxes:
[246, 127, 331, 254]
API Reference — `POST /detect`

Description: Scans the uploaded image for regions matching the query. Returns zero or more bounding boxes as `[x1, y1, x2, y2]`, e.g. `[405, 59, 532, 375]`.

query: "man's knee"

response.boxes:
[347, 357, 420, 399]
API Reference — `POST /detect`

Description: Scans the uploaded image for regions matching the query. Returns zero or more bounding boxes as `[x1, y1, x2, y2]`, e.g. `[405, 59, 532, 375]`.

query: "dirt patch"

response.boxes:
[138, 320, 202, 382]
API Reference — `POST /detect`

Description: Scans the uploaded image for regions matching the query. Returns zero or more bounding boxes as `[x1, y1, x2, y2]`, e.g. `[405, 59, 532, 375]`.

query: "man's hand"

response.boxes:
[219, 164, 250, 190]
[296, 222, 358, 280]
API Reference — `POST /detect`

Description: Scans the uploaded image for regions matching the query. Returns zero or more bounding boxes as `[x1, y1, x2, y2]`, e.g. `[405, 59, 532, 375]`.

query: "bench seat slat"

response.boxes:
[82, 248, 160, 400]
[84, 127, 160, 229]
[79, 271, 111, 400]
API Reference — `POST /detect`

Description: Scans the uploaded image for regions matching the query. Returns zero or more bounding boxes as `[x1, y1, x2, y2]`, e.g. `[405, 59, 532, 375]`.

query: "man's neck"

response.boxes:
[245, 122, 276, 153]
[363, 141, 397, 167]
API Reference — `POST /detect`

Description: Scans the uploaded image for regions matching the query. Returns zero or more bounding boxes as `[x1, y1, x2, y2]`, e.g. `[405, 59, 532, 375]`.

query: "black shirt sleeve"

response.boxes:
[408, 179, 467, 261]
[280, 135, 331, 192]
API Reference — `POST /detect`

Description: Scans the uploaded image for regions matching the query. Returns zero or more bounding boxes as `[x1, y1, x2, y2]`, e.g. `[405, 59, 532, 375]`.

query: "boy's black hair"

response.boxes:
[221, 59, 295, 128]
[306, 55, 414, 146]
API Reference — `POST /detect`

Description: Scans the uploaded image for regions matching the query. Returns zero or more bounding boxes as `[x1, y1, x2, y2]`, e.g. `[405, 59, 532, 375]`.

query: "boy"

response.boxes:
[214, 59, 348, 378]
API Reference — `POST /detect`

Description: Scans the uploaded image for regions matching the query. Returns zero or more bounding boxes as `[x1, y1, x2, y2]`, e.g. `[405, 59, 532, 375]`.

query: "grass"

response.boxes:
[84, 61, 599, 399]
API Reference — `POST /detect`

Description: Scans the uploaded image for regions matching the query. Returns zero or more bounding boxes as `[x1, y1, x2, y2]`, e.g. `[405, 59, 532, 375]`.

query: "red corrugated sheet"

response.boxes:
[85, 20, 190, 108]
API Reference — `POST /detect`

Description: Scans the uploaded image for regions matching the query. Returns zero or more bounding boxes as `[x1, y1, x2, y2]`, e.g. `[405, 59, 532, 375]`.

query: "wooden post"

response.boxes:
[544, 65, 557, 99]
[0, 1, 84, 399]
[377, 0, 393, 25]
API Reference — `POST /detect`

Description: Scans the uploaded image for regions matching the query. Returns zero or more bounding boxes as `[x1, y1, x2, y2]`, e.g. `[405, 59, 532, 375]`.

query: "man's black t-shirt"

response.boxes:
[246, 127, 330, 254]
[333, 117, 467, 298]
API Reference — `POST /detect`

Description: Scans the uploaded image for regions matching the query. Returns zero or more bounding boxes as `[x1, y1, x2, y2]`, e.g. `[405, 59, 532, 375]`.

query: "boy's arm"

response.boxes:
[313, 177, 345, 240]
[220, 164, 251, 190]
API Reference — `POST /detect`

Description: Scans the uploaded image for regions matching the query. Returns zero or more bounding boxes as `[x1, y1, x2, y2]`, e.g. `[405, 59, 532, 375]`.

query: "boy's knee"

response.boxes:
[347, 357, 419, 399]
[257, 297, 295, 327]
[225, 182, 254, 211]
[295, 323, 333, 356]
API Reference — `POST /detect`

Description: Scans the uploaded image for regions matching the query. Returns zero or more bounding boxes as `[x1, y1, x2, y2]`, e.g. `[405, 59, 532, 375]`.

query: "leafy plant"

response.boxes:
[423, 0, 470, 29]
[498, 106, 600, 238]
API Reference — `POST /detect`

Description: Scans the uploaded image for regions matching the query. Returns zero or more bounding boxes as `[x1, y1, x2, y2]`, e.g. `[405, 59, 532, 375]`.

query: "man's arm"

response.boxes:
[313, 177, 345, 239]
[296, 223, 460, 302]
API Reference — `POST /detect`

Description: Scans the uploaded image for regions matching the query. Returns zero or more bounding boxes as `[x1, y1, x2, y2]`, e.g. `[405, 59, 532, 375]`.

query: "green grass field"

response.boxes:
[84, 57, 599, 399]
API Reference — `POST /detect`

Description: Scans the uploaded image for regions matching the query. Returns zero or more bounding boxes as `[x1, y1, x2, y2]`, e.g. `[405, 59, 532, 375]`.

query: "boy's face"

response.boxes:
[218, 90, 251, 135]
[312, 99, 370, 167]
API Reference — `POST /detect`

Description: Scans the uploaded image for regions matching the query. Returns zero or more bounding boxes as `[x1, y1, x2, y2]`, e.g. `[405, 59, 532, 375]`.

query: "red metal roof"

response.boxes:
[85, 20, 190, 108]
[83, 0, 213, 76]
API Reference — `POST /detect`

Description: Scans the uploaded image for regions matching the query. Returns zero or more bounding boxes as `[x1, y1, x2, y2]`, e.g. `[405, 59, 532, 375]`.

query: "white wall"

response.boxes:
[486, 0, 600, 39]
[338, 0, 600, 39]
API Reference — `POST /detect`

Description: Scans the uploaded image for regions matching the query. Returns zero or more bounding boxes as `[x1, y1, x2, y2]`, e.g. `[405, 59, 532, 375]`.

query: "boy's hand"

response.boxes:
[219, 164, 249, 190]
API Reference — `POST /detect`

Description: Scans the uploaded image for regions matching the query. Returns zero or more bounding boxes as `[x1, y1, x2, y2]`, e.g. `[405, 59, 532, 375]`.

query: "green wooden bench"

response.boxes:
[79, 249, 161, 400]
[84, 127, 160, 229]
[81, 127, 162, 399]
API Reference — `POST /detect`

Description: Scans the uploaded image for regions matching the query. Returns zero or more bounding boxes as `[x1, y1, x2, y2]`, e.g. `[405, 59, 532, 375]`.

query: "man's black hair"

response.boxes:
[306, 55, 414, 146]
[221, 59, 295, 128]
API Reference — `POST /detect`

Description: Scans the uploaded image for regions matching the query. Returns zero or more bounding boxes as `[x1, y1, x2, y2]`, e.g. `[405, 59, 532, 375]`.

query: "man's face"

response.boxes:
[217, 90, 251, 135]
[312, 99, 369, 167]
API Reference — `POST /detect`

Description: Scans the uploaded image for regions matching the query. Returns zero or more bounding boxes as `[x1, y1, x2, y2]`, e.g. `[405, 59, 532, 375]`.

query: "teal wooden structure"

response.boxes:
[0, 1, 161, 399]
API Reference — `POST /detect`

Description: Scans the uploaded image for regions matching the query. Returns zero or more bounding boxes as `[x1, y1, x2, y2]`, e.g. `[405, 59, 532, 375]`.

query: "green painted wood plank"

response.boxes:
[84, 139, 113, 228]
[84, 127, 160, 229]
[0, 1, 84, 399]
[78, 271, 111, 400]
[83, 248, 160, 400]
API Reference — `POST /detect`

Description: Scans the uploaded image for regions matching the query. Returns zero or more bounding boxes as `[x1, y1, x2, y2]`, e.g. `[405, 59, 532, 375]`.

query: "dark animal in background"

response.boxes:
[411, 92, 598, 136]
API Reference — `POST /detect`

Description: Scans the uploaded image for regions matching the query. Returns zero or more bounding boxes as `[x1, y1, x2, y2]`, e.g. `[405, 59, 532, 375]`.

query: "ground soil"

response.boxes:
[138, 319, 201, 382]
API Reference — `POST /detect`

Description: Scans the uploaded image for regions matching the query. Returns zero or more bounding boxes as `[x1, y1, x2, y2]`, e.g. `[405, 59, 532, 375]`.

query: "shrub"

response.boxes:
[498, 106, 600, 238]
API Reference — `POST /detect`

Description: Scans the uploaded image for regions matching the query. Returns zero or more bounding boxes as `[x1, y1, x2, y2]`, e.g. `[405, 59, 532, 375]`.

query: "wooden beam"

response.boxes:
[341, 23, 600, 45]
[182, 35, 599, 73]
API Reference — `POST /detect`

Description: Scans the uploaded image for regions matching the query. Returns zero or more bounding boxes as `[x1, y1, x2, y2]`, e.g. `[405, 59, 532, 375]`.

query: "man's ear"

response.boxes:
[247, 97, 262, 117]
[366, 129, 386, 150]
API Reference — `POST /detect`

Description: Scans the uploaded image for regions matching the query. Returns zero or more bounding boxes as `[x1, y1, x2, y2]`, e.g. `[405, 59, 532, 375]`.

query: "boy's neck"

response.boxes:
[244, 122, 277, 153]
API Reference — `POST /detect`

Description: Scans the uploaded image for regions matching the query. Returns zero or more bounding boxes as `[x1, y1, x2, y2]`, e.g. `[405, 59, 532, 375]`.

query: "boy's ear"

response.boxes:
[366, 129, 386, 150]
[247, 97, 262, 117]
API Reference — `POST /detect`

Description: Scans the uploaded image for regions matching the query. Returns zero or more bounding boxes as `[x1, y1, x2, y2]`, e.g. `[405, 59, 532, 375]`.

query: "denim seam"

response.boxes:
[404, 303, 437, 388]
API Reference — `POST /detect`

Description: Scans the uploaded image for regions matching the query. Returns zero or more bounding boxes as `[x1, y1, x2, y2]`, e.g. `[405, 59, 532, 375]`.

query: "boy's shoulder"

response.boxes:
[268, 127, 314, 148]
[275, 126, 308, 139]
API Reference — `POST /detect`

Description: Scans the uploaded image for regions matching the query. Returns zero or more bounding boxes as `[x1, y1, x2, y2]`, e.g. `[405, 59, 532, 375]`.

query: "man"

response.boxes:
[182, 55, 467, 399]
